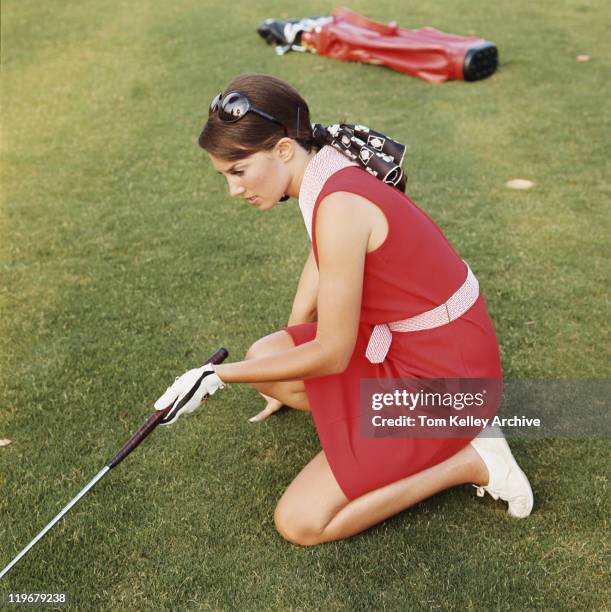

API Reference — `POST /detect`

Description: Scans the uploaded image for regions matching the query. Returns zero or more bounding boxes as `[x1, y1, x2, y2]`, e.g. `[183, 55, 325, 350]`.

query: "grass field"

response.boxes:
[1, 0, 609, 609]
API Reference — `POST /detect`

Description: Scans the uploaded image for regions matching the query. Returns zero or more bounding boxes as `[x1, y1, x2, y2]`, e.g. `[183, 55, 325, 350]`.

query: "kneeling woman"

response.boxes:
[155, 74, 533, 546]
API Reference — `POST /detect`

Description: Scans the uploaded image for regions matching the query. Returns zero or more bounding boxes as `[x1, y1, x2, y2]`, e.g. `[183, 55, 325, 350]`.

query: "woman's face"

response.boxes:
[208, 148, 291, 211]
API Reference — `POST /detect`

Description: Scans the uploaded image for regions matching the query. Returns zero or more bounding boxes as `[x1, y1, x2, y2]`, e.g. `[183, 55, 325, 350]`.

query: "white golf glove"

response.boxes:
[155, 364, 225, 425]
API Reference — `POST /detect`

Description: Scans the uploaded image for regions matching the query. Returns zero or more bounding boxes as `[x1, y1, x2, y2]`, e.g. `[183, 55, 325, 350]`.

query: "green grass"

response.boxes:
[1, 0, 609, 609]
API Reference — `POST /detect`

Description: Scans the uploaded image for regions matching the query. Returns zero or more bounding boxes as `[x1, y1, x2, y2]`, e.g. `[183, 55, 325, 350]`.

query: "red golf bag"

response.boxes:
[258, 7, 498, 83]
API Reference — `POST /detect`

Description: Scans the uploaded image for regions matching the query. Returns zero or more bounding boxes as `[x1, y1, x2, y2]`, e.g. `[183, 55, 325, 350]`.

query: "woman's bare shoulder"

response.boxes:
[317, 190, 369, 225]
[316, 191, 374, 223]
[316, 191, 388, 252]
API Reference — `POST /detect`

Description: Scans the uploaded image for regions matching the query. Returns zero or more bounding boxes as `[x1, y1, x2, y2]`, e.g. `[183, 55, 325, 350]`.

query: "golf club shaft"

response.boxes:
[0, 466, 109, 581]
[0, 347, 229, 580]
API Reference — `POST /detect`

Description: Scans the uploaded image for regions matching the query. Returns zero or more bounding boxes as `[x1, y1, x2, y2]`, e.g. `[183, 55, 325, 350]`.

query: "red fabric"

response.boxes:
[284, 166, 502, 500]
[301, 7, 486, 83]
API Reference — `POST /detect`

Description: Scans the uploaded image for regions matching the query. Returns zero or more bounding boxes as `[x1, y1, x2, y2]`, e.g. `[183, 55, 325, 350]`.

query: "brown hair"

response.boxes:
[198, 74, 316, 161]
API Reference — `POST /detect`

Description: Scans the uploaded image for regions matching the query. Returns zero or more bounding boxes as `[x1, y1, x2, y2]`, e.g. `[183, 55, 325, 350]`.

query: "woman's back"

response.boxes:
[311, 162, 469, 324]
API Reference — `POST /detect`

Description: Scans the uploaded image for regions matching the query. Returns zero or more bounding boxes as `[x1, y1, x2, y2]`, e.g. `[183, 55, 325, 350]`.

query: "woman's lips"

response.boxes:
[247, 196, 259, 205]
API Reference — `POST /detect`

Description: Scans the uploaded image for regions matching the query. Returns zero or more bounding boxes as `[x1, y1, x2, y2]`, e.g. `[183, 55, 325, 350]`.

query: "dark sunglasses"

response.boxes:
[209, 91, 289, 136]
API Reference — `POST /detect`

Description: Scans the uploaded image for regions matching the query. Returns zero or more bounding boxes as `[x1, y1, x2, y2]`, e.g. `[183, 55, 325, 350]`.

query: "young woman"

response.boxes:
[154, 73, 533, 546]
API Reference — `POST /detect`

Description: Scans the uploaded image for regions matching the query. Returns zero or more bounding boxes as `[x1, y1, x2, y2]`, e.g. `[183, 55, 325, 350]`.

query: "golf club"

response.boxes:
[0, 347, 229, 580]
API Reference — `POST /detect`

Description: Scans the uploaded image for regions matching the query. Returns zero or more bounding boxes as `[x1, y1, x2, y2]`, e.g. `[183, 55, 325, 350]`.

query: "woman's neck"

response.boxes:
[285, 147, 318, 199]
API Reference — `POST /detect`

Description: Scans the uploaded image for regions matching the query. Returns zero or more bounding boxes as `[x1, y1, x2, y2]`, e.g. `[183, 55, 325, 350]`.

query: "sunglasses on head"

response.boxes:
[209, 91, 289, 136]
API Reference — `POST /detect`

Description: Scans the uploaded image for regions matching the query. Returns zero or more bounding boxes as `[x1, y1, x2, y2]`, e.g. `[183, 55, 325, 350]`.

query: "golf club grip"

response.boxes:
[105, 347, 229, 469]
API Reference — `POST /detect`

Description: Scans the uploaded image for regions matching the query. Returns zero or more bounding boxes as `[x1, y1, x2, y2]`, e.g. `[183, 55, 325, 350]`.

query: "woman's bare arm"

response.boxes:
[288, 247, 318, 325]
[215, 192, 369, 383]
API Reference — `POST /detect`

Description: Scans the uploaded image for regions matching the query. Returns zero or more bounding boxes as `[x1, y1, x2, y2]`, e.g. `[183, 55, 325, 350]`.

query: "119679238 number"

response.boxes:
[3, 592, 68, 605]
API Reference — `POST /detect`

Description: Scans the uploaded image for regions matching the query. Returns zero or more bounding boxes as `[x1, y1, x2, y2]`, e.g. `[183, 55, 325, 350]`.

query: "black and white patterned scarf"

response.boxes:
[311, 123, 407, 192]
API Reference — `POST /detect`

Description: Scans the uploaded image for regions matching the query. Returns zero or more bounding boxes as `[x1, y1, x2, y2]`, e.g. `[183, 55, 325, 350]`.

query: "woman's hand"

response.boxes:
[155, 364, 225, 425]
[249, 393, 284, 422]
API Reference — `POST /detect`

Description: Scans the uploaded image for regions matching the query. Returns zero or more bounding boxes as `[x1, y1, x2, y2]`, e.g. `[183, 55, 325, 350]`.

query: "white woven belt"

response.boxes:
[365, 262, 480, 364]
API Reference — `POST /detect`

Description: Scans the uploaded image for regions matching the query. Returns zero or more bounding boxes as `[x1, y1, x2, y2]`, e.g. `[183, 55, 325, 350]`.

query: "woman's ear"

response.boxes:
[275, 137, 295, 162]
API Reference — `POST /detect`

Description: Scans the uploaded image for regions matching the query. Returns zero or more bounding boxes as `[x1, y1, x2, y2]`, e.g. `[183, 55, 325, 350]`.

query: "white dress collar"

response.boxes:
[297, 145, 358, 240]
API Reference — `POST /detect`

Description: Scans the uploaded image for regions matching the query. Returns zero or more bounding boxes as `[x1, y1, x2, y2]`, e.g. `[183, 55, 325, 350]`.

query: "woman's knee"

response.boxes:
[273, 498, 326, 547]
[245, 331, 293, 361]
[245, 338, 265, 361]
[244, 334, 282, 394]
[244, 333, 309, 406]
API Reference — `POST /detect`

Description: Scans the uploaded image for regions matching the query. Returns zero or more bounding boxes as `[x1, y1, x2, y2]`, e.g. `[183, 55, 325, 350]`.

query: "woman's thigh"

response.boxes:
[274, 450, 349, 545]
[245, 330, 309, 410]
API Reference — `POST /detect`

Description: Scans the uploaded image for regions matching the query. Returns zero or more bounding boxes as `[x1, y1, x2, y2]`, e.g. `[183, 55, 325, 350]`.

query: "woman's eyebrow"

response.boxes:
[217, 164, 240, 175]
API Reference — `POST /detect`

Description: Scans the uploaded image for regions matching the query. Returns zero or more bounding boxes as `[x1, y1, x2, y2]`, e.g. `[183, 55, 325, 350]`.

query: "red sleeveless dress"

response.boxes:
[284, 154, 502, 500]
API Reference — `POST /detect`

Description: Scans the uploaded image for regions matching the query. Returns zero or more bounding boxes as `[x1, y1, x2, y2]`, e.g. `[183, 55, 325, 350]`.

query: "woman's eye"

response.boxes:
[232, 170, 244, 176]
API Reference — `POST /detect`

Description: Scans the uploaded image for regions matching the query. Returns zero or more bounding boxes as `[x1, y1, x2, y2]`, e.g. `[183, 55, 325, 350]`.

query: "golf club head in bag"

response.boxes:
[256, 16, 332, 55]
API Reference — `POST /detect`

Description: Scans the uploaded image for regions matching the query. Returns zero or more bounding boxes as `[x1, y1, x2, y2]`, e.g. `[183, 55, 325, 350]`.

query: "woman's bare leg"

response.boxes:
[247, 333, 491, 544]
[245, 331, 310, 411]
[274, 444, 489, 546]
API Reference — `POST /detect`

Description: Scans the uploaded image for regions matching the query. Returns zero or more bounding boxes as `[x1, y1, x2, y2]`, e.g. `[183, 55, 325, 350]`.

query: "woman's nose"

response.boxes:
[228, 179, 245, 198]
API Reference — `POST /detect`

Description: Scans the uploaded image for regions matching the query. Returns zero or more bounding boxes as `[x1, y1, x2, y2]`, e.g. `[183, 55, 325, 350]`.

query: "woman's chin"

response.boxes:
[257, 199, 280, 211]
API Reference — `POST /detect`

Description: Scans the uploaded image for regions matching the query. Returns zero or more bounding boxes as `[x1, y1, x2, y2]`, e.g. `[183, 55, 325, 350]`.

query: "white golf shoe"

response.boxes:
[470, 426, 534, 518]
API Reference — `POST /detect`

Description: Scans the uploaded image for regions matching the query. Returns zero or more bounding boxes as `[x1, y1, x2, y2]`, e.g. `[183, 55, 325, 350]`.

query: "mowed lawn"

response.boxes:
[1, 0, 609, 610]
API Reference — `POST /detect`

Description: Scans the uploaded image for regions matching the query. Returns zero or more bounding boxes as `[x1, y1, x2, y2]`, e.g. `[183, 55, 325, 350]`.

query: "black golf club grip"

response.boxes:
[106, 347, 229, 469]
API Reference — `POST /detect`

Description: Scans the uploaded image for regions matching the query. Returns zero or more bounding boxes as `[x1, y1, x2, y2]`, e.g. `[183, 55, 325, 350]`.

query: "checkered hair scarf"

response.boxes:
[311, 123, 407, 192]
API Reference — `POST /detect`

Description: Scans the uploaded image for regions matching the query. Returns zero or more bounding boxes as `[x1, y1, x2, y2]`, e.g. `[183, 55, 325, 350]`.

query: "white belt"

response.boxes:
[365, 262, 480, 364]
